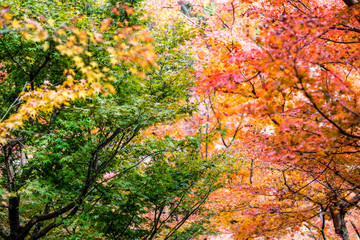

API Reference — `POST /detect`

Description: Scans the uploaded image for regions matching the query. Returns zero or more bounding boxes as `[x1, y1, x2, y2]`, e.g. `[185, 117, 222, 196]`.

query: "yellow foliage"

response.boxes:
[0, 8, 156, 143]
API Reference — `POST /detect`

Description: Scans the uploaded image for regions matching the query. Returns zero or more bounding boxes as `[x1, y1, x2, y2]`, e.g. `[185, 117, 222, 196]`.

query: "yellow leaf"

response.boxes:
[90, 61, 98, 68]
[42, 42, 49, 51]
[11, 20, 21, 29]
[104, 83, 116, 94]
[4, 13, 12, 21]
[92, 82, 102, 92]
[25, 24, 35, 29]
[38, 30, 49, 41]
[85, 51, 93, 57]
[110, 58, 118, 65]
[102, 67, 110, 72]
[113, 35, 121, 42]
[56, 29, 65, 36]
[78, 90, 87, 98]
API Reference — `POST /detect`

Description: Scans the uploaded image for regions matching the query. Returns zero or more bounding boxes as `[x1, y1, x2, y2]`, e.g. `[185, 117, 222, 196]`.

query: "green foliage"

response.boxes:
[0, 1, 227, 239]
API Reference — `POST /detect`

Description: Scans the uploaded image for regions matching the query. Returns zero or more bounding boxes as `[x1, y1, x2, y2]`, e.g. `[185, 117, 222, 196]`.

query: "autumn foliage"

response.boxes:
[3, 0, 360, 239]
[144, 0, 360, 239]
[173, 0, 360, 239]
[0, 4, 155, 143]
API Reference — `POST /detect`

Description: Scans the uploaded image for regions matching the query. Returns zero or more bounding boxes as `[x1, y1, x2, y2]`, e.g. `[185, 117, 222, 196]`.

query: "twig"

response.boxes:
[1, 81, 27, 122]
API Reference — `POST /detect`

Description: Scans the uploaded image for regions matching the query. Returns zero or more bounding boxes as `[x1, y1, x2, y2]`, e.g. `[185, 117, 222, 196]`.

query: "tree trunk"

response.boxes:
[330, 206, 350, 240]
[9, 195, 21, 240]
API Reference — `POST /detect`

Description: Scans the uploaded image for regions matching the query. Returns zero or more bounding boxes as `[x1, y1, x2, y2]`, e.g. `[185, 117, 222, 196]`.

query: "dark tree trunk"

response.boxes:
[330, 206, 350, 240]
[9, 196, 21, 240]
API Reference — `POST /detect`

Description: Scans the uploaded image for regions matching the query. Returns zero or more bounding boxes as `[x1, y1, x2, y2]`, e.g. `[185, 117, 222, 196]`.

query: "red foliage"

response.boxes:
[190, 0, 360, 239]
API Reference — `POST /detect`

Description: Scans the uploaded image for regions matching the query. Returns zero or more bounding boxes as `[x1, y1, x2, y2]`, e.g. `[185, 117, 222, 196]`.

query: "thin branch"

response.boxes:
[146, 206, 164, 240]
[89, 152, 162, 194]
[164, 191, 211, 240]
[19, 202, 75, 239]
[29, 54, 52, 90]
[287, 158, 333, 195]
[213, 11, 230, 29]
[295, 66, 360, 140]
[320, 37, 360, 44]
[330, 25, 360, 34]
[320, 208, 327, 240]
[240, 71, 261, 83]
[0, 38, 31, 76]
[286, 0, 307, 14]
[32, 221, 61, 240]
[96, 128, 123, 151]
[1, 81, 27, 122]
[231, 2, 236, 26]
[296, 0, 311, 11]
[178, 12, 207, 31]
[350, 221, 360, 239]
[115, 214, 136, 240]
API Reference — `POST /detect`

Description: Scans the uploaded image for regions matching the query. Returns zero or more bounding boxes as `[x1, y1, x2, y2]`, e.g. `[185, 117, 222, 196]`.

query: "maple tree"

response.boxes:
[0, 1, 155, 142]
[149, 0, 360, 239]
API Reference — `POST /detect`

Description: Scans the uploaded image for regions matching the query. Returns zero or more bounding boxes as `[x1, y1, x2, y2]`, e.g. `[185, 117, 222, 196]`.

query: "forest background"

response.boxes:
[1, 0, 360, 239]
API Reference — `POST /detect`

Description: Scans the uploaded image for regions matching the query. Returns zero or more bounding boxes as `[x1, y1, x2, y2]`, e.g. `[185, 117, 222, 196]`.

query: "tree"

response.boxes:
[0, 1, 224, 239]
[168, 0, 360, 239]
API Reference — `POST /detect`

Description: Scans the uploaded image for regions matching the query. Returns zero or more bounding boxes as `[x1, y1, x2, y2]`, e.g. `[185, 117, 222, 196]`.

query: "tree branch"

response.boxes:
[19, 202, 75, 239]
[295, 66, 360, 140]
